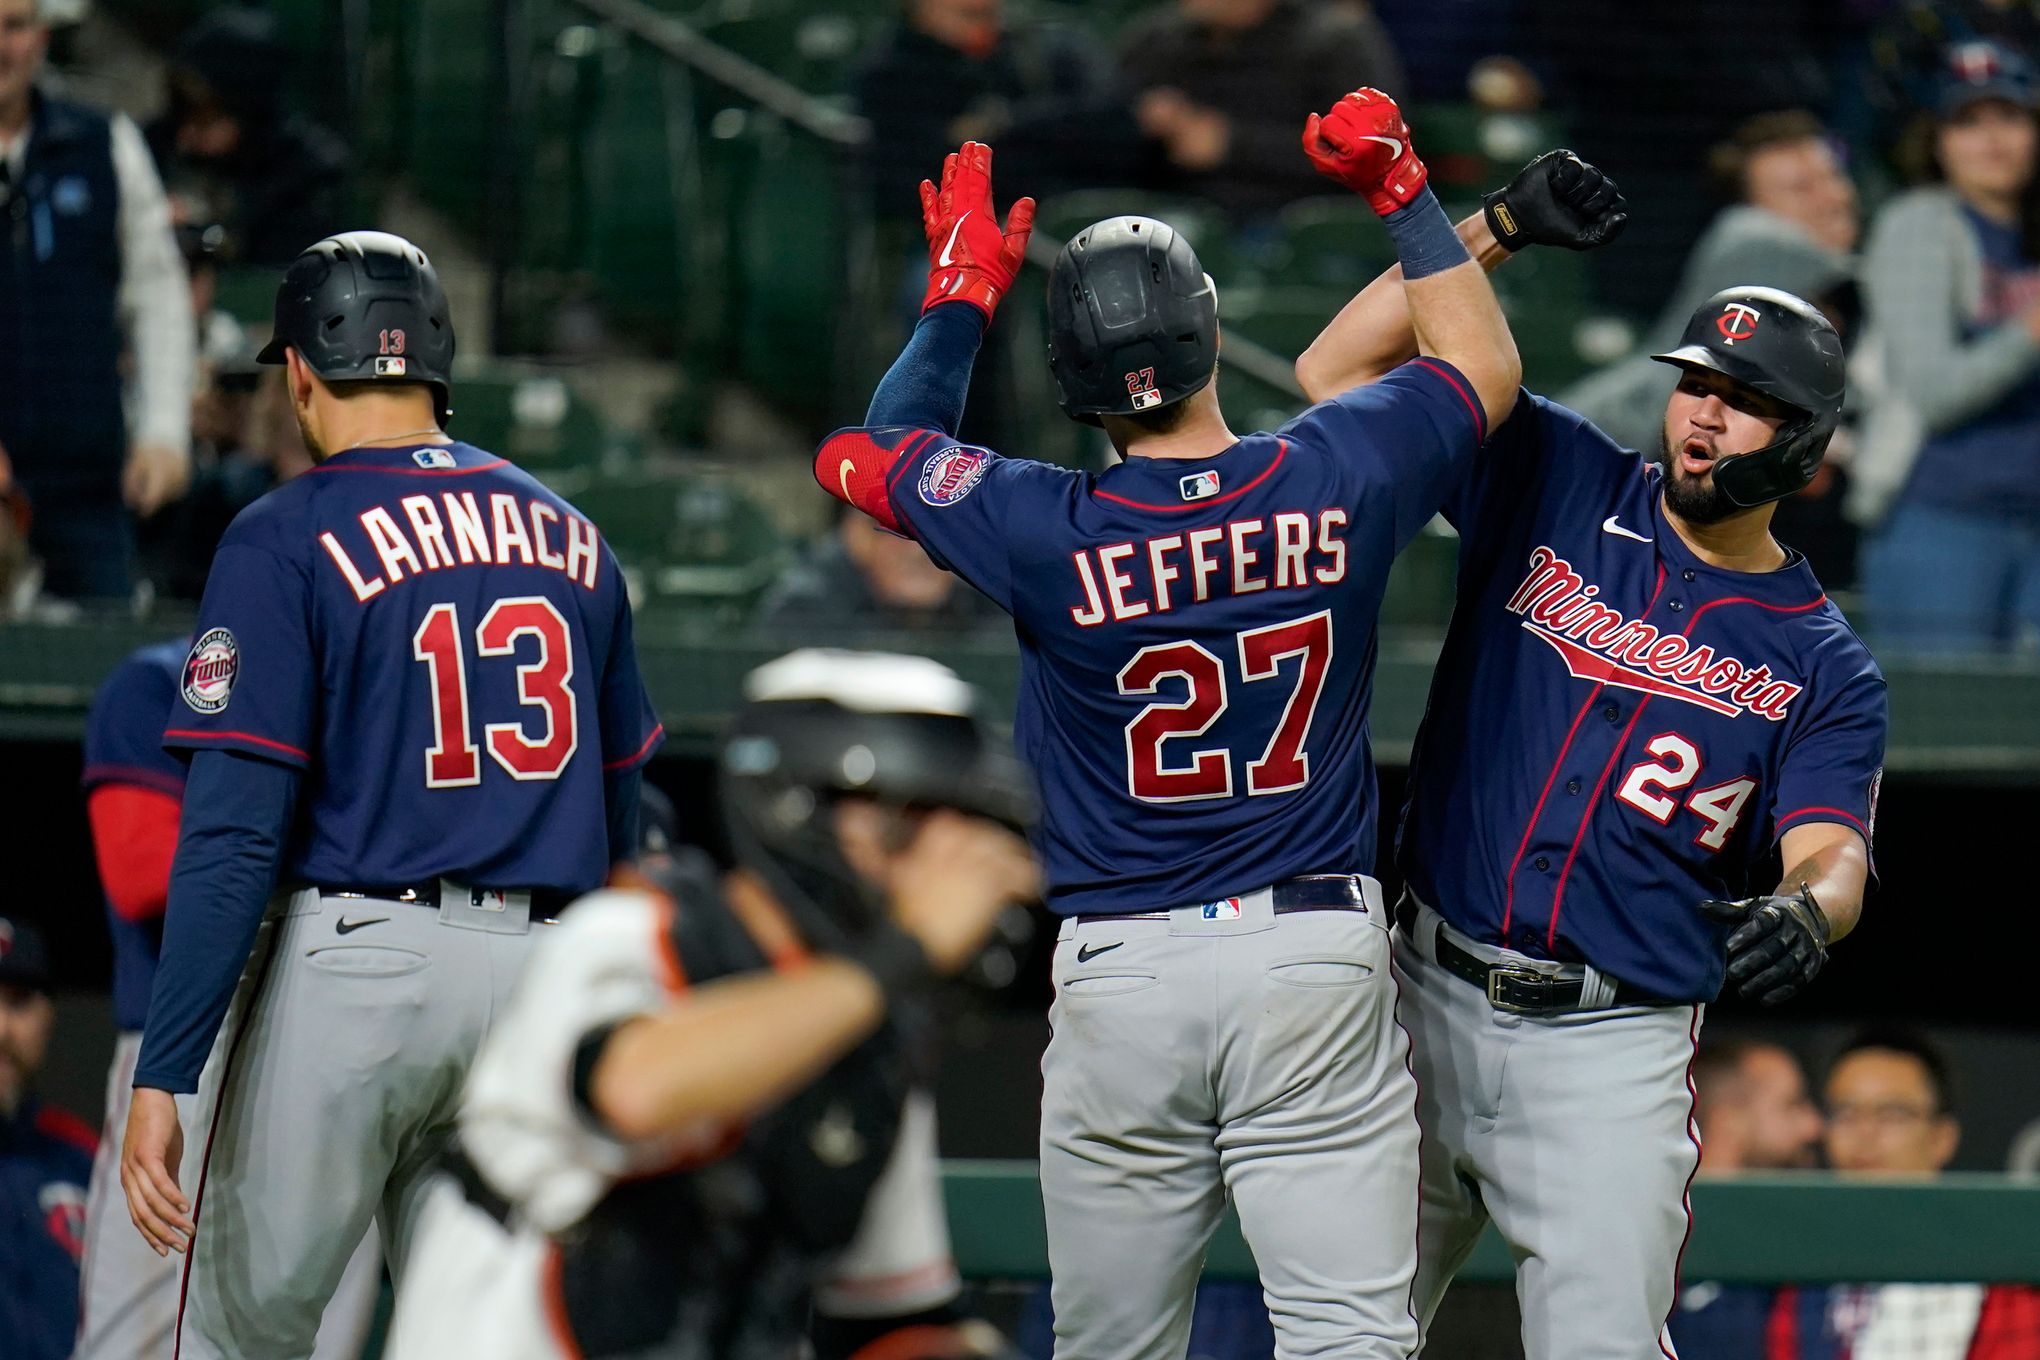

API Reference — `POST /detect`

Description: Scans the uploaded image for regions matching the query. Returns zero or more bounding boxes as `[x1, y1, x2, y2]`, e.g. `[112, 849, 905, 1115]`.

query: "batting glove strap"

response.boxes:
[1699, 886, 1831, 1005]
[1482, 149, 1631, 253]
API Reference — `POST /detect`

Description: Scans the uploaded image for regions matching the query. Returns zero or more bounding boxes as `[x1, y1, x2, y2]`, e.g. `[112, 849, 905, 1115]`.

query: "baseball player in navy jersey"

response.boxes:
[115, 230, 663, 1360]
[1296, 180, 1886, 1356]
[813, 103, 1614, 1359]
[383, 649, 1040, 1360]
[75, 639, 380, 1360]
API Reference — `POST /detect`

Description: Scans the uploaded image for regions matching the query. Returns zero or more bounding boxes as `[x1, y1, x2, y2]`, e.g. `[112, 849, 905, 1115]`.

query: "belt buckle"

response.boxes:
[1485, 963, 1549, 1013]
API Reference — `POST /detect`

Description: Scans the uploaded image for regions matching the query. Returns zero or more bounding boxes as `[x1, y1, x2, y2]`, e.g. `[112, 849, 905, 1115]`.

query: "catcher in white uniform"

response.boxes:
[385, 649, 1040, 1359]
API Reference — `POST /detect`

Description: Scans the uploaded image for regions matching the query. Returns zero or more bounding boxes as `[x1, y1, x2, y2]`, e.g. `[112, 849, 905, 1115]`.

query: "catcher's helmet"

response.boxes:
[256, 231, 456, 426]
[1651, 285, 1845, 508]
[1046, 216, 1218, 426]
[719, 650, 1036, 954]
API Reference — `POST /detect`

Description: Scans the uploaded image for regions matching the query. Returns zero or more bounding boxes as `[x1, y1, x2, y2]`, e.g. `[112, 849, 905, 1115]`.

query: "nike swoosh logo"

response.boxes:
[335, 916, 388, 935]
[1076, 941, 1123, 963]
[838, 459, 857, 500]
[1601, 515, 1653, 543]
[938, 213, 971, 267]
[1359, 135, 1403, 158]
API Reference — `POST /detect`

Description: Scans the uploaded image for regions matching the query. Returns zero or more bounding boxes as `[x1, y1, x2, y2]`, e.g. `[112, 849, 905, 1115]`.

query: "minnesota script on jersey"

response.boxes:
[1399, 396, 1887, 1000]
[164, 441, 663, 893]
[822, 359, 1489, 915]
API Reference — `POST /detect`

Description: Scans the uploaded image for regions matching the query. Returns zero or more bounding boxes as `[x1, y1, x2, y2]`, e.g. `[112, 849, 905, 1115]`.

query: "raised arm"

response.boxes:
[1296, 146, 1630, 405]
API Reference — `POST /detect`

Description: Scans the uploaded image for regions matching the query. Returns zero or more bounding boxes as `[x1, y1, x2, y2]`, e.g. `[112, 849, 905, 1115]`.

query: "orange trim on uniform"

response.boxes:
[650, 892, 691, 997]
[541, 1241, 588, 1360]
[844, 1323, 976, 1360]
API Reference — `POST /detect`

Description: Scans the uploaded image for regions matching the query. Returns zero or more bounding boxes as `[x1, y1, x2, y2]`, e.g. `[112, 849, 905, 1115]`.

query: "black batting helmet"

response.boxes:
[256, 231, 456, 426]
[718, 650, 1036, 954]
[1651, 286, 1846, 508]
[1046, 216, 1218, 425]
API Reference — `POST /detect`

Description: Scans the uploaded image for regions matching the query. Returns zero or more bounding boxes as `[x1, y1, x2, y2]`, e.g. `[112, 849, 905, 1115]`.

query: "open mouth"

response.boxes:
[1678, 436, 1715, 477]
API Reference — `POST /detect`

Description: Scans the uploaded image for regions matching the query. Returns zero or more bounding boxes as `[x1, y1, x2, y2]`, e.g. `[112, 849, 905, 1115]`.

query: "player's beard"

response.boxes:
[1655, 432, 1741, 525]
[295, 409, 330, 464]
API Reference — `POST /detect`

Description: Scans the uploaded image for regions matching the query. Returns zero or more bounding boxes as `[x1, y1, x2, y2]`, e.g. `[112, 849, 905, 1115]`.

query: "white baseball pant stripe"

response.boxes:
[1391, 904, 1702, 1360]
[74, 1023, 381, 1360]
[1041, 881, 1422, 1360]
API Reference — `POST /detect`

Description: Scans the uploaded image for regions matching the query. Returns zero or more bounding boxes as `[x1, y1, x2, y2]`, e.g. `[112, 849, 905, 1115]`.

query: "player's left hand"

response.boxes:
[120, 1086, 192, 1256]
[1699, 887, 1831, 1005]
[919, 141, 1036, 320]
[1482, 149, 1629, 253]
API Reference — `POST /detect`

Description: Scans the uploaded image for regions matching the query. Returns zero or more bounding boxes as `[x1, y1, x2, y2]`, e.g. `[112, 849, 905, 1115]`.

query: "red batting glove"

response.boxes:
[1302, 88, 1429, 217]
[919, 141, 1036, 319]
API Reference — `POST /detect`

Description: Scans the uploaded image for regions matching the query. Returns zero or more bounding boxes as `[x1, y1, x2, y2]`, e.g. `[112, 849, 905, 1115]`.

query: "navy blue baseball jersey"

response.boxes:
[1397, 395, 1887, 1001]
[81, 638, 188, 1031]
[827, 359, 1487, 915]
[163, 441, 663, 893]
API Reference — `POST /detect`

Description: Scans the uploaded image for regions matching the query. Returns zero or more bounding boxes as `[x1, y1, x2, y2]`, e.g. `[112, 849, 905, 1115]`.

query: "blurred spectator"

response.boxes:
[1670, 1038, 1824, 1359]
[1856, 42, 2040, 651]
[1760, 1029, 2040, 1357]
[754, 505, 1006, 637]
[0, 916, 95, 1360]
[1694, 1037, 1825, 1175]
[0, 447, 28, 611]
[1117, 0, 1407, 228]
[853, 0, 1127, 228]
[135, 223, 287, 601]
[1839, 0, 2040, 180]
[1562, 111, 1868, 584]
[147, 6, 347, 267]
[0, 0, 194, 603]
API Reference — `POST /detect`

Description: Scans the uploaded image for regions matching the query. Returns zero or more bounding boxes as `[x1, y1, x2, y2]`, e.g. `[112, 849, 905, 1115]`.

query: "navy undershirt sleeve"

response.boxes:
[863, 302, 988, 436]
[605, 766, 643, 868]
[133, 750, 300, 1093]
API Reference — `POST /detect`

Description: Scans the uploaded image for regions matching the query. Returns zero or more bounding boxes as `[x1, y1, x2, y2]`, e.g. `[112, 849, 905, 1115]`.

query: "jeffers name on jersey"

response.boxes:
[1069, 510, 1351, 624]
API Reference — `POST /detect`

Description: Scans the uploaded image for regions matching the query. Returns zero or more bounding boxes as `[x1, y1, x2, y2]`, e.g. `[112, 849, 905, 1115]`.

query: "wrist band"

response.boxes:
[1481, 189, 1528, 252]
[848, 922, 939, 999]
[1381, 187, 1471, 280]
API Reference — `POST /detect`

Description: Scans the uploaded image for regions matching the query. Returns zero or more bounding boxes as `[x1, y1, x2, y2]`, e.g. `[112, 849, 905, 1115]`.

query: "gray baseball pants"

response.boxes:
[1392, 899, 1704, 1360]
[1040, 878, 1421, 1360]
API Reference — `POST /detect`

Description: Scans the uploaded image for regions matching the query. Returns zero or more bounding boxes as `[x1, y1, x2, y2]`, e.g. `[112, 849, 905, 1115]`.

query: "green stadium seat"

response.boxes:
[566, 471, 788, 611]
[1379, 525, 1459, 630]
[1267, 199, 1395, 293]
[447, 370, 618, 475]
[1221, 287, 1341, 363]
[1412, 103, 1564, 195]
[695, 5, 871, 95]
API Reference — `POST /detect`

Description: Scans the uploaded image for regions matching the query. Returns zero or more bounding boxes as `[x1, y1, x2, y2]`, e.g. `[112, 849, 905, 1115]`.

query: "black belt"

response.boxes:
[316, 881, 573, 922]
[1393, 896, 1673, 1013]
[1077, 874, 1371, 924]
[442, 1142, 513, 1229]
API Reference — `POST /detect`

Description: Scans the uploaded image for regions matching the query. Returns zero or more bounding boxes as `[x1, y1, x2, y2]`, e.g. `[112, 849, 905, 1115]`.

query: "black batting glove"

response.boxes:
[1698, 886, 1831, 1005]
[1482, 149, 1629, 252]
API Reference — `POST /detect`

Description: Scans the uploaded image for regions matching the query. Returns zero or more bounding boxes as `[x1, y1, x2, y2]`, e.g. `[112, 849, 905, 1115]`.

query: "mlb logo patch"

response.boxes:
[375, 356, 408, 376]
[1200, 897, 1242, 920]
[181, 628, 239, 714]
[918, 447, 988, 507]
[1180, 470, 1221, 502]
[412, 447, 456, 469]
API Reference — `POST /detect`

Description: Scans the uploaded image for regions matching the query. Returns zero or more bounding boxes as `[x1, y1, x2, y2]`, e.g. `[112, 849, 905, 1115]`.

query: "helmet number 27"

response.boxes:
[1117, 610, 1331, 802]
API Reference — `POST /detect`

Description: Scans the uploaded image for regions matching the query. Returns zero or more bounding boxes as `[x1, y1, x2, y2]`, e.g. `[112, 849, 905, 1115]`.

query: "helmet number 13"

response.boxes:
[1117, 610, 1332, 802]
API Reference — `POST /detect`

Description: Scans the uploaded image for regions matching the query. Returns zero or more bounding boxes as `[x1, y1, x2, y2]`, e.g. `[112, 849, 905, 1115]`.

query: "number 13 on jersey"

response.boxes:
[1118, 610, 1331, 803]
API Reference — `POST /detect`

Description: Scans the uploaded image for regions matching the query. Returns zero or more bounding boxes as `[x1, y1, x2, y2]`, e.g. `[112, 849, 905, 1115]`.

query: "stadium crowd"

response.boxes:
[0, 0, 2038, 651]
[2, 3, 2040, 1357]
